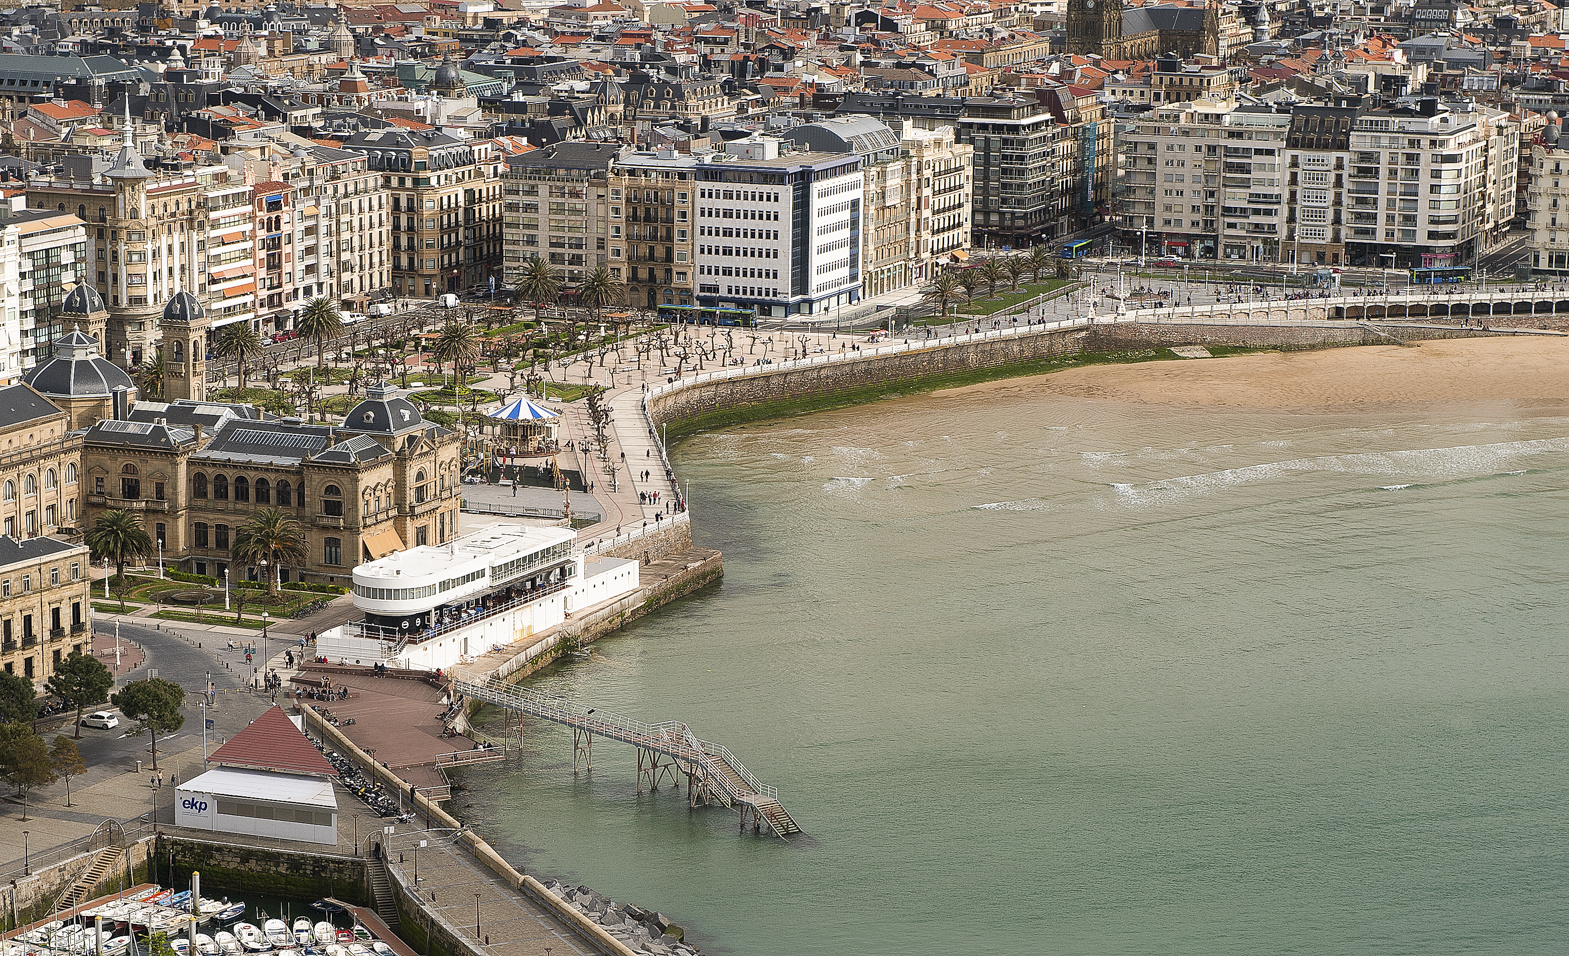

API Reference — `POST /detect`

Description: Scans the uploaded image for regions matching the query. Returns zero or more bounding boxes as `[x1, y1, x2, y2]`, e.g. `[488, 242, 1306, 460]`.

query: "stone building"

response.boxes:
[79, 384, 460, 587]
[0, 535, 93, 688]
[0, 381, 87, 538]
[1065, 0, 1229, 60]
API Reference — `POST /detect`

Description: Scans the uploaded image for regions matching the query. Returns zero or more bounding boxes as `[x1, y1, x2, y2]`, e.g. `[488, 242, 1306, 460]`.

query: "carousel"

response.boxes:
[488, 396, 561, 459]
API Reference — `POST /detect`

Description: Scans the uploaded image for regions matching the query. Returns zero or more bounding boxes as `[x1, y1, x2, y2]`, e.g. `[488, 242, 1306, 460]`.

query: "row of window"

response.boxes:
[1, 465, 74, 501]
[0, 564, 80, 597]
[192, 473, 297, 505]
[212, 798, 333, 827]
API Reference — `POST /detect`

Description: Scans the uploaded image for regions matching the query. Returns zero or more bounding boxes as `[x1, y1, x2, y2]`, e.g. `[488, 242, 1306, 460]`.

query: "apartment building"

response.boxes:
[610, 148, 698, 310]
[0, 210, 90, 381]
[501, 142, 618, 291]
[0, 533, 93, 688]
[202, 178, 257, 334]
[27, 130, 211, 368]
[696, 147, 862, 318]
[1527, 140, 1569, 273]
[1123, 96, 1520, 267]
[344, 127, 503, 298]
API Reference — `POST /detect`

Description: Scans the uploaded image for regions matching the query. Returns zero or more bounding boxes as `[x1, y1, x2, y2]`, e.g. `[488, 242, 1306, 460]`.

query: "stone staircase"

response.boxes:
[57, 846, 124, 912]
[366, 858, 399, 929]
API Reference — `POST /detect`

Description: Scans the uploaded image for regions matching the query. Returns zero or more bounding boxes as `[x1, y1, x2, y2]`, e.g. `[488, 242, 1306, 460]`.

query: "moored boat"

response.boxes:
[311, 924, 336, 946]
[233, 923, 270, 953]
[263, 920, 292, 948]
[292, 919, 313, 946]
[214, 932, 241, 956]
[195, 934, 219, 956]
[213, 903, 247, 923]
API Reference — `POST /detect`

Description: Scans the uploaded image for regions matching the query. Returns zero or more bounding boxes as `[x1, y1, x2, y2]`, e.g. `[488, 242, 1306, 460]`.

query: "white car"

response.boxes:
[81, 711, 119, 729]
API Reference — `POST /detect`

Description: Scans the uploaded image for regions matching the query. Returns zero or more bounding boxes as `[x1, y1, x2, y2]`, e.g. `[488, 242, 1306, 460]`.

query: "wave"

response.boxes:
[1111, 437, 1569, 504]
[973, 499, 1051, 511]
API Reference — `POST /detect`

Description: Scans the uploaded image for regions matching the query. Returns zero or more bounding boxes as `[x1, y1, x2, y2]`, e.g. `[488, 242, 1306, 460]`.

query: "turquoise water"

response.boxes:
[461, 382, 1569, 955]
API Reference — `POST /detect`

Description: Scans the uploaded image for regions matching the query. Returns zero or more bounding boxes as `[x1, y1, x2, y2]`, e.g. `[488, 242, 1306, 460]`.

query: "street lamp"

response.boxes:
[223, 568, 230, 611]
[200, 701, 208, 768]
[157, 537, 164, 580]
[22, 830, 29, 875]
[103, 557, 109, 599]
[261, 613, 270, 671]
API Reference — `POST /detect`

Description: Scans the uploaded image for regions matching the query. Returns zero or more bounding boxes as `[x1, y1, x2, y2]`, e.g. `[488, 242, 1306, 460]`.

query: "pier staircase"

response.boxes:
[366, 858, 400, 930]
[454, 677, 802, 838]
[56, 845, 124, 912]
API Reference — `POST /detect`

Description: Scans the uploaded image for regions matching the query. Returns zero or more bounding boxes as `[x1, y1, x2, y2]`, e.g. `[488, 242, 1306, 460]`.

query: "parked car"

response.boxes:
[1152, 257, 1182, 267]
[81, 711, 119, 729]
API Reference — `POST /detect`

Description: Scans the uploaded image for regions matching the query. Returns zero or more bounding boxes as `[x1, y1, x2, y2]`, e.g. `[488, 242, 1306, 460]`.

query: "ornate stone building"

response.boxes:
[1066, 0, 1229, 60]
[79, 384, 460, 587]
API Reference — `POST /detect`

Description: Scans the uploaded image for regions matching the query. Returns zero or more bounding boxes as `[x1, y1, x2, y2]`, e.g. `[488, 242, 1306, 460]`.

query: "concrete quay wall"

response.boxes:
[4, 835, 156, 931]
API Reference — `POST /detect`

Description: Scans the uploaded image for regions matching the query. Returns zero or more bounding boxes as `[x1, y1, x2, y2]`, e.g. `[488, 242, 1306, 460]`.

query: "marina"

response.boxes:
[3, 886, 401, 956]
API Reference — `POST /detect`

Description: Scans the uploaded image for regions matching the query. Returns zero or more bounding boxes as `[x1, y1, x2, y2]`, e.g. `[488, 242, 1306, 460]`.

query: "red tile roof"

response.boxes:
[209, 706, 336, 777]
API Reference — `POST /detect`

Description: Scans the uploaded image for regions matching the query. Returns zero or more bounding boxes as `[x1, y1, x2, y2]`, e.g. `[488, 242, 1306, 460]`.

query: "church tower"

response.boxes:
[160, 291, 208, 402]
[1066, 0, 1125, 57]
[59, 281, 109, 348]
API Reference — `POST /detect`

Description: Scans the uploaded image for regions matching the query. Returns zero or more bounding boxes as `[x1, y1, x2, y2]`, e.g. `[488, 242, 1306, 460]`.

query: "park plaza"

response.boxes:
[315, 523, 639, 670]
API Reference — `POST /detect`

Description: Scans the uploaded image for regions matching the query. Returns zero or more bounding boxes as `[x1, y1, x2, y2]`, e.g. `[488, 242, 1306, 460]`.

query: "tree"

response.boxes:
[0, 670, 37, 723]
[297, 297, 344, 369]
[51, 735, 86, 807]
[215, 323, 265, 389]
[136, 346, 165, 400]
[1005, 255, 1028, 291]
[0, 723, 56, 819]
[110, 677, 185, 771]
[148, 933, 177, 956]
[230, 509, 307, 599]
[977, 258, 1007, 298]
[46, 651, 115, 739]
[84, 510, 154, 611]
[577, 266, 623, 327]
[957, 269, 982, 304]
[516, 258, 561, 323]
[1026, 244, 1055, 282]
[922, 272, 964, 319]
[432, 321, 481, 388]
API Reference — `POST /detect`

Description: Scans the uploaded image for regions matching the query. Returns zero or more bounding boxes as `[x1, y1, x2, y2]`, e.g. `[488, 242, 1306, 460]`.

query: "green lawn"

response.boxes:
[957, 279, 1074, 316]
[540, 382, 596, 402]
[153, 609, 269, 629]
[412, 386, 500, 406]
[92, 601, 143, 615]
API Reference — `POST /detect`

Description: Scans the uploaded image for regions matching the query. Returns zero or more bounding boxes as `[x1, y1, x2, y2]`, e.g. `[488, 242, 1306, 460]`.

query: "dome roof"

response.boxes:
[60, 282, 106, 316]
[163, 291, 205, 324]
[432, 55, 465, 92]
[23, 329, 134, 399]
[341, 385, 427, 436]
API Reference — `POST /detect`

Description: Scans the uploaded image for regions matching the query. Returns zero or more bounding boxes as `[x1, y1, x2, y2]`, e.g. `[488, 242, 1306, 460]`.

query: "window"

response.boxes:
[65, 463, 77, 485]
[415, 525, 428, 546]
[44, 469, 56, 490]
[255, 478, 270, 504]
[22, 575, 30, 593]
[154, 481, 164, 501]
[324, 537, 342, 566]
[70, 563, 79, 581]
[119, 464, 139, 500]
[3, 481, 13, 501]
[193, 473, 208, 498]
[234, 476, 249, 503]
[215, 524, 229, 550]
[415, 470, 427, 504]
[213, 474, 228, 500]
[50, 568, 58, 587]
[23, 475, 34, 497]
[95, 477, 104, 495]
[2, 581, 9, 598]
[155, 523, 166, 547]
[277, 481, 292, 507]
[322, 484, 343, 517]
[194, 523, 209, 548]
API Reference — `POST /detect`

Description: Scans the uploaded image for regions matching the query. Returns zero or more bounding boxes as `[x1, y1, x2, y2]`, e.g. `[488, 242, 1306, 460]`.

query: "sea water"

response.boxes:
[460, 385, 1569, 956]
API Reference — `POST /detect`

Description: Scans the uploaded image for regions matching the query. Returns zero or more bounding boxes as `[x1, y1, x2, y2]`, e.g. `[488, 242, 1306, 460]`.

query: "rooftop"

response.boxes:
[354, 523, 575, 584]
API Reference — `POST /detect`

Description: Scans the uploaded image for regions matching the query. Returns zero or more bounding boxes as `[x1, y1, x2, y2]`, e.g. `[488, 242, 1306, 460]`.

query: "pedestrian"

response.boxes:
[151, 774, 157, 789]
[157, 770, 163, 789]
[512, 484, 517, 497]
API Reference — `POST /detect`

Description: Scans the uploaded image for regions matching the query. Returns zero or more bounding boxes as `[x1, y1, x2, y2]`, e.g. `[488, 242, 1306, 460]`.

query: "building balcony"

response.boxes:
[21, 635, 36, 648]
[314, 514, 345, 529]
[50, 628, 65, 641]
[88, 495, 168, 511]
[71, 622, 86, 634]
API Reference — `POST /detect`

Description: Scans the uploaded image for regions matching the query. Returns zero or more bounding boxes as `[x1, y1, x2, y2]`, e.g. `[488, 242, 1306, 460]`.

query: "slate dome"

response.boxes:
[60, 283, 106, 316]
[22, 329, 134, 398]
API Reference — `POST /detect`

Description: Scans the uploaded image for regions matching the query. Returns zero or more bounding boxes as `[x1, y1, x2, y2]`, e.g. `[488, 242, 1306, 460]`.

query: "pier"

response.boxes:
[454, 678, 801, 838]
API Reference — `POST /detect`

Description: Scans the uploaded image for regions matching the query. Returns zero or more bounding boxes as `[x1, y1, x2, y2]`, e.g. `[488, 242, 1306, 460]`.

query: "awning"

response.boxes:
[950, 249, 969, 260]
[363, 526, 406, 560]
[302, 205, 319, 216]
[209, 315, 251, 330]
[216, 282, 256, 299]
[216, 231, 247, 245]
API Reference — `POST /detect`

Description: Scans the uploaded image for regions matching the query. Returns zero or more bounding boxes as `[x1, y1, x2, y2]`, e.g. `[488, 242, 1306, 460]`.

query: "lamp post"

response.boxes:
[261, 613, 270, 673]
[223, 568, 229, 611]
[474, 892, 481, 938]
[157, 537, 164, 580]
[200, 701, 208, 769]
[103, 558, 109, 599]
[22, 830, 29, 875]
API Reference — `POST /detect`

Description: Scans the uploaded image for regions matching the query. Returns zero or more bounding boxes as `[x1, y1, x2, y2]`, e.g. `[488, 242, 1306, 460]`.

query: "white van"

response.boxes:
[439, 293, 459, 308]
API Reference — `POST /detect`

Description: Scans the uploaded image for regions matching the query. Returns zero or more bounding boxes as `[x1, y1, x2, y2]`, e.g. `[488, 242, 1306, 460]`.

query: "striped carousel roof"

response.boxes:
[488, 397, 560, 421]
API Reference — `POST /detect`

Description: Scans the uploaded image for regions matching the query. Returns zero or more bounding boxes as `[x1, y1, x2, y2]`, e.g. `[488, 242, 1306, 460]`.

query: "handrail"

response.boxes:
[353, 577, 576, 650]
[456, 677, 778, 804]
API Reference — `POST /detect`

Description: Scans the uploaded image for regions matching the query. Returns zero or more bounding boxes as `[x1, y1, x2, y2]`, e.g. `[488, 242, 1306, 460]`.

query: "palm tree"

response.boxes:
[135, 346, 164, 400]
[922, 272, 964, 319]
[433, 320, 481, 390]
[577, 266, 623, 328]
[1005, 255, 1028, 292]
[1026, 244, 1055, 282]
[84, 510, 153, 611]
[957, 269, 983, 305]
[977, 258, 1007, 298]
[516, 258, 561, 323]
[296, 297, 343, 369]
[230, 509, 307, 600]
[215, 323, 264, 389]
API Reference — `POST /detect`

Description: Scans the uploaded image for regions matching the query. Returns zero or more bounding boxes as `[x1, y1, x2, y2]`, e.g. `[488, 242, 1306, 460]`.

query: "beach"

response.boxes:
[943, 336, 1569, 409]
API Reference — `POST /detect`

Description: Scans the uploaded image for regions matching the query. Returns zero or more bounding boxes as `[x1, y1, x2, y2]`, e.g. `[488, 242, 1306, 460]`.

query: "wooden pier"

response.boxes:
[454, 678, 801, 838]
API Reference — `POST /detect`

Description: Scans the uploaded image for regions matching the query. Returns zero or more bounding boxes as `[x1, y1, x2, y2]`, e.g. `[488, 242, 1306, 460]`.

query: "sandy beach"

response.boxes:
[945, 336, 1569, 409]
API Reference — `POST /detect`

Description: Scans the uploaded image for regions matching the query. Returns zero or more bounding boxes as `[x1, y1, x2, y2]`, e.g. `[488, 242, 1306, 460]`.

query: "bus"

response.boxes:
[1061, 239, 1094, 259]
[657, 304, 757, 327]
[1408, 266, 1472, 285]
